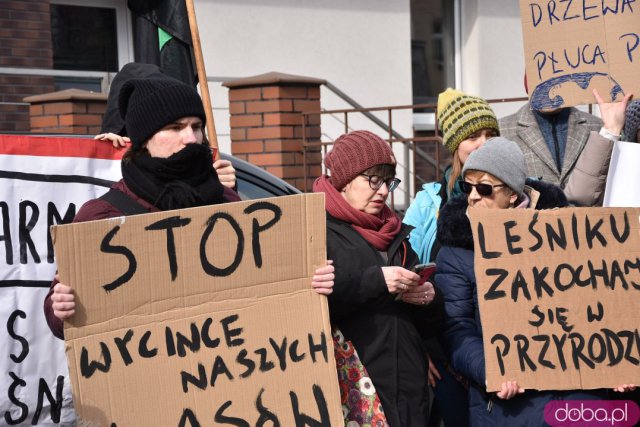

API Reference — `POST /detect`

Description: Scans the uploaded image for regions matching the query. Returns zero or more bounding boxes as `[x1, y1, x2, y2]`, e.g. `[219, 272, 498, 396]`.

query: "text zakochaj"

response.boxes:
[469, 207, 640, 392]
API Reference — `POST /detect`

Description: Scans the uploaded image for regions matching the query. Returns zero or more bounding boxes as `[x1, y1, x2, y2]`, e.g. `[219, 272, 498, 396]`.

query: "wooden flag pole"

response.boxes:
[185, 0, 219, 160]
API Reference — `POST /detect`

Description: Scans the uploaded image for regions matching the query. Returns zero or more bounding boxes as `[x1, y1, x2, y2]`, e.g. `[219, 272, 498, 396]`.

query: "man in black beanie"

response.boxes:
[44, 76, 239, 339]
[45, 76, 336, 340]
[95, 62, 237, 189]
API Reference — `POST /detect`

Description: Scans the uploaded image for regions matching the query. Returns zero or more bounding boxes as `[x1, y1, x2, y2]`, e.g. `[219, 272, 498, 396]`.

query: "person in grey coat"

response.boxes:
[499, 86, 633, 207]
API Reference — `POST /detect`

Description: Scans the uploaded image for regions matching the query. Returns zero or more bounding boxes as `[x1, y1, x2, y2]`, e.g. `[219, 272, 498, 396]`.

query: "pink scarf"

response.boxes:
[313, 175, 402, 251]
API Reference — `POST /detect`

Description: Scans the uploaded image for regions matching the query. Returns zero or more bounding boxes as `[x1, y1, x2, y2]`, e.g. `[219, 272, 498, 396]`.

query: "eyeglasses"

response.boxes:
[461, 181, 506, 197]
[360, 174, 401, 192]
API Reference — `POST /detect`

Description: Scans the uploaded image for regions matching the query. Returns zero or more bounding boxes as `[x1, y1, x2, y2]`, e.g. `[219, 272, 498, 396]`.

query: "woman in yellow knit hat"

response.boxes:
[404, 88, 499, 264]
[403, 88, 499, 427]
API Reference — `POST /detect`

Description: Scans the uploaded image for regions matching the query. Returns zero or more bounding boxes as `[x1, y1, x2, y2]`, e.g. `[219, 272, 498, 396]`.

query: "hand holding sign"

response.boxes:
[50, 276, 75, 321]
[311, 260, 335, 295]
[213, 159, 237, 190]
[612, 384, 636, 393]
[496, 381, 525, 400]
[94, 132, 130, 148]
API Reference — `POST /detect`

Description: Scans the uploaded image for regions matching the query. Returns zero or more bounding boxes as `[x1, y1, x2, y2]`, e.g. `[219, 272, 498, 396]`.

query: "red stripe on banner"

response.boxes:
[0, 135, 127, 160]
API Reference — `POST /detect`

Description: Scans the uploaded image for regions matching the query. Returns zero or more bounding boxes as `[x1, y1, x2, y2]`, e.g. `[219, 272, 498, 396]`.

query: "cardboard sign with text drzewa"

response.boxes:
[519, 0, 639, 109]
[52, 193, 343, 426]
[469, 207, 640, 392]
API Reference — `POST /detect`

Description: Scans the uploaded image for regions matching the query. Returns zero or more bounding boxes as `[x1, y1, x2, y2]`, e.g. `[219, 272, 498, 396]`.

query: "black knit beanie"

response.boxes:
[624, 99, 640, 143]
[101, 62, 166, 135]
[119, 77, 206, 149]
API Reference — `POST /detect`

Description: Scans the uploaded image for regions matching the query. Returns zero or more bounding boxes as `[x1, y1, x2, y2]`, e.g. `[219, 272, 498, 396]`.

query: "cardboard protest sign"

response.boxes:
[0, 135, 122, 425]
[603, 140, 640, 207]
[519, 0, 639, 109]
[469, 207, 640, 392]
[52, 193, 343, 426]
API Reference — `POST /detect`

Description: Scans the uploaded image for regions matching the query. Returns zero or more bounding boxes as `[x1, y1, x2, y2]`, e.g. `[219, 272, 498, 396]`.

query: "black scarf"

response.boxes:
[122, 143, 225, 210]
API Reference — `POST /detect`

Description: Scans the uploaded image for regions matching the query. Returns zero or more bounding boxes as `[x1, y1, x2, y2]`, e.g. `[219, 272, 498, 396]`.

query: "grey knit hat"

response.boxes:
[624, 100, 640, 143]
[462, 137, 526, 195]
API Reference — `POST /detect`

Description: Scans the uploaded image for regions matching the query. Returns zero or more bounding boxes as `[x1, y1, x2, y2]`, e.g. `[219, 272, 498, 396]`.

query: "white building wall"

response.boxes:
[195, 1, 413, 150]
[459, 0, 528, 118]
[194, 0, 414, 203]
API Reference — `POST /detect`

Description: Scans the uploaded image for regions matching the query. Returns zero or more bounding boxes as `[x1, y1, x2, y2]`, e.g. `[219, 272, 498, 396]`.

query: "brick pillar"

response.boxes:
[24, 89, 107, 134]
[223, 72, 325, 191]
[0, 0, 54, 132]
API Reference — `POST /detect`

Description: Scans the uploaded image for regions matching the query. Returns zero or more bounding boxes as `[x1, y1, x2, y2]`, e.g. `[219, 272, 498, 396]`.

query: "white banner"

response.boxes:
[0, 135, 122, 426]
[603, 140, 640, 207]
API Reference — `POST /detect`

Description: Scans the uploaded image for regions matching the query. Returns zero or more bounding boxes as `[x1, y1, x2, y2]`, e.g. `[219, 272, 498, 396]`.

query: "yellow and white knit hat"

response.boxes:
[437, 88, 499, 154]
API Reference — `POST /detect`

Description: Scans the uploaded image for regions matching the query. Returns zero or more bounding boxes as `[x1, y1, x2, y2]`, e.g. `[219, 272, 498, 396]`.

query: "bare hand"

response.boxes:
[401, 281, 436, 306]
[95, 132, 130, 148]
[213, 159, 237, 189]
[427, 356, 442, 388]
[612, 384, 636, 393]
[496, 380, 525, 400]
[51, 276, 75, 321]
[381, 266, 420, 294]
[594, 89, 633, 136]
[311, 260, 334, 295]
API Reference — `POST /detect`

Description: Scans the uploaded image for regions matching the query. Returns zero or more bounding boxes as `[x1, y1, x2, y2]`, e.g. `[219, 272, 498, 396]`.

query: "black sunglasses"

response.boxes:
[461, 181, 506, 197]
[360, 174, 401, 192]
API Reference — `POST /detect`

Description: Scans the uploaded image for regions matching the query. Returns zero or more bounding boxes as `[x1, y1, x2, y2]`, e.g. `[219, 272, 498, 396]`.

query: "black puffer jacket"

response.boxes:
[327, 214, 444, 427]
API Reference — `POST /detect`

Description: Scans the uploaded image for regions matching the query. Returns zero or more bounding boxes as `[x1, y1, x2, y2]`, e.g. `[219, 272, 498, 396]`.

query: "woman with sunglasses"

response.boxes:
[313, 130, 444, 427]
[434, 137, 634, 426]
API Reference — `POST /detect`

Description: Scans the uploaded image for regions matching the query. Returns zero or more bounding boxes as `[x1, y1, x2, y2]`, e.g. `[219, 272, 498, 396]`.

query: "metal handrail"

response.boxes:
[323, 81, 406, 142]
[301, 103, 438, 198]
[323, 83, 446, 171]
[300, 95, 536, 208]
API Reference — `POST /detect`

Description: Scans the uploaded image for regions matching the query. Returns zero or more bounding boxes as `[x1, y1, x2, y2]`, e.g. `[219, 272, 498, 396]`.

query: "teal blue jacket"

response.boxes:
[403, 181, 442, 263]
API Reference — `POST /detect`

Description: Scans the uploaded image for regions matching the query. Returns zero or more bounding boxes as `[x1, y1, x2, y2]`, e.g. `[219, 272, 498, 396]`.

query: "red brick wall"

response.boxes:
[28, 101, 105, 135]
[0, 0, 55, 132]
[227, 83, 323, 191]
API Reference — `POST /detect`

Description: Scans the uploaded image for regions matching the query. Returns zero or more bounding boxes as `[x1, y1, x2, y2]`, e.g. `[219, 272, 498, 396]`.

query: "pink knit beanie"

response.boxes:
[324, 130, 396, 190]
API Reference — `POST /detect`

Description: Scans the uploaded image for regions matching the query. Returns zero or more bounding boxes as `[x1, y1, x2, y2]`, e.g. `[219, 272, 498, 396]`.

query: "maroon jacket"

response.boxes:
[44, 180, 240, 339]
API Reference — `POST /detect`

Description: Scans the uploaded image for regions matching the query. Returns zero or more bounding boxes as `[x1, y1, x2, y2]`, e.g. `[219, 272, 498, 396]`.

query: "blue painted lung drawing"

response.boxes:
[530, 72, 624, 110]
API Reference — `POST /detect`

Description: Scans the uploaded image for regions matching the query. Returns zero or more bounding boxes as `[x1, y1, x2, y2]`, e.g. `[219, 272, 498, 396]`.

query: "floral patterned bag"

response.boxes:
[333, 329, 389, 427]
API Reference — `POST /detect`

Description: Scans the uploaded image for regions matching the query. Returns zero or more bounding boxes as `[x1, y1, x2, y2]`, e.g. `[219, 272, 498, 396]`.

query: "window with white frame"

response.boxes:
[49, 0, 133, 91]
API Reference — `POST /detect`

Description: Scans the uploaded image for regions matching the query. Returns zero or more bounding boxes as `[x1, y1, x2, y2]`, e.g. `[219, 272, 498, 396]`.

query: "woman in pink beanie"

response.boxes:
[313, 130, 444, 427]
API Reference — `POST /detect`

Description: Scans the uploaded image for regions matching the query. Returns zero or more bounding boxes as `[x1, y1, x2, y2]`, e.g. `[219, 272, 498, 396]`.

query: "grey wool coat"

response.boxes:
[499, 103, 612, 207]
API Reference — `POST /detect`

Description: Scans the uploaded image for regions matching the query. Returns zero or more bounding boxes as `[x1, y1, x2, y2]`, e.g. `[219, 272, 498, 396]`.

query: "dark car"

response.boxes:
[220, 152, 301, 199]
